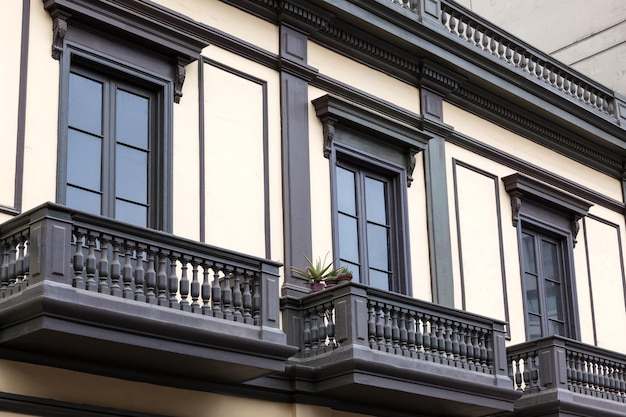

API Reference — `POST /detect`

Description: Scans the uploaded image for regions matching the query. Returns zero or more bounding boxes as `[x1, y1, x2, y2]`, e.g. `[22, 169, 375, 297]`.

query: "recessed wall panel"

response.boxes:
[202, 62, 266, 258]
[585, 216, 626, 351]
[454, 161, 507, 323]
[0, 0, 24, 209]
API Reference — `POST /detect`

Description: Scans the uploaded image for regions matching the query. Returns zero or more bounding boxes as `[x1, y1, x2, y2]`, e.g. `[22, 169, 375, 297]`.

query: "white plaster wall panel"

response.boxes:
[571, 223, 595, 346]
[453, 162, 506, 323]
[442, 102, 623, 202]
[408, 151, 432, 302]
[308, 87, 334, 263]
[308, 42, 421, 115]
[202, 62, 266, 258]
[0, 0, 22, 208]
[21, 3, 59, 211]
[156, 0, 279, 54]
[173, 60, 201, 241]
[584, 216, 626, 351]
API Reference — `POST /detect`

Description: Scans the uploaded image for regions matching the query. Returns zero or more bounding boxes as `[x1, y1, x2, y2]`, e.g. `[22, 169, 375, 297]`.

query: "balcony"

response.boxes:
[508, 336, 626, 417]
[0, 203, 297, 384]
[281, 283, 521, 416]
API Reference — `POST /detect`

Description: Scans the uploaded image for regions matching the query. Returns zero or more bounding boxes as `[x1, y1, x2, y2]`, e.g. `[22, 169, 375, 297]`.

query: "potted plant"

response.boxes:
[324, 268, 339, 288]
[290, 254, 334, 291]
[336, 267, 353, 282]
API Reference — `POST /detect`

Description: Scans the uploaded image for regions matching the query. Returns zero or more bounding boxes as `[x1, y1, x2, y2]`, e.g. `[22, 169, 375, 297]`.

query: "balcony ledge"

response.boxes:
[0, 280, 297, 383]
[514, 388, 626, 417]
[284, 345, 520, 417]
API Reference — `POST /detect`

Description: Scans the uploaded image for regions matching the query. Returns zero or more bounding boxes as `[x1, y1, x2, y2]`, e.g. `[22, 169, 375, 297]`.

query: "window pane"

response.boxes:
[541, 240, 559, 281]
[337, 166, 356, 215]
[66, 186, 101, 215]
[548, 319, 565, 336]
[116, 89, 149, 149]
[69, 73, 102, 135]
[545, 280, 564, 321]
[367, 223, 389, 270]
[338, 213, 359, 263]
[116, 199, 147, 227]
[522, 233, 537, 274]
[524, 273, 540, 314]
[116, 144, 148, 203]
[67, 129, 101, 191]
[369, 269, 390, 291]
[365, 176, 387, 224]
[528, 313, 542, 340]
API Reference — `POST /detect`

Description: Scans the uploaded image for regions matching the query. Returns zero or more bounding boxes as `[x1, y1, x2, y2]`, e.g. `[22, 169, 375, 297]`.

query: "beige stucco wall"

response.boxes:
[155, 0, 279, 55]
[0, 360, 372, 417]
[199, 46, 282, 261]
[0, 0, 22, 210]
[443, 104, 626, 348]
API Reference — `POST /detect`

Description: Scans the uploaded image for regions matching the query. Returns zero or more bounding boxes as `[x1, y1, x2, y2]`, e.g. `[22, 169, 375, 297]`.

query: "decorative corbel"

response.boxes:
[571, 214, 582, 247]
[322, 118, 336, 159]
[51, 10, 71, 60]
[510, 191, 523, 227]
[406, 148, 419, 187]
[174, 57, 187, 104]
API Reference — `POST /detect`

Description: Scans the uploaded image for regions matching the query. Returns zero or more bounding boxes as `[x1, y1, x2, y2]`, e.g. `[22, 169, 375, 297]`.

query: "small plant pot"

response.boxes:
[310, 281, 326, 292]
[325, 277, 338, 288]
[337, 273, 353, 282]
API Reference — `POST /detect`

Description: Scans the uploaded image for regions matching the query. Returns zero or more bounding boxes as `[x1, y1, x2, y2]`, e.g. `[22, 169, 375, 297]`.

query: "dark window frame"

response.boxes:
[503, 173, 592, 341]
[58, 43, 173, 231]
[330, 140, 411, 295]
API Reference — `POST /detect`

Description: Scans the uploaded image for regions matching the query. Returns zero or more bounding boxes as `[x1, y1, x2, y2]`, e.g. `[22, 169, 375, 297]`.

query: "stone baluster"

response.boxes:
[122, 242, 134, 299]
[212, 264, 223, 319]
[513, 356, 523, 391]
[384, 306, 393, 353]
[431, 317, 441, 362]
[391, 309, 400, 354]
[451, 322, 460, 365]
[167, 253, 180, 309]
[222, 268, 233, 320]
[252, 272, 261, 325]
[232, 271, 243, 321]
[398, 310, 408, 356]
[407, 312, 417, 358]
[367, 303, 377, 349]
[110, 239, 122, 297]
[201, 262, 211, 315]
[444, 320, 453, 362]
[303, 313, 311, 357]
[0, 242, 9, 297]
[144, 249, 157, 304]
[486, 332, 494, 373]
[156, 251, 168, 306]
[423, 315, 432, 361]
[242, 270, 253, 324]
[310, 309, 319, 355]
[133, 244, 146, 302]
[317, 306, 327, 352]
[326, 306, 336, 349]
[189, 261, 200, 313]
[72, 232, 85, 289]
[179, 257, 190, 312]
[459, 325, 468, 368]
[98, 238, 110, 294]
[15, 236, 25, 289]
[84, 234, 97, 291]
[479, 330, 488, 370]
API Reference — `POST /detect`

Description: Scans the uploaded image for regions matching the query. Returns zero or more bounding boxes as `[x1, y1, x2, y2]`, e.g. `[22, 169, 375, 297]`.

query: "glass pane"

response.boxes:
[67, 129, 101, 191]
[524, 273, 540, 314]
[338, 214, 359, 263]
[365, 176, 387, 224]
[545, 280, 564, 321]
[337, 166, 356, 215]
[116, 144, 148, 203]
[367, 223, 389, 270]
[66, 186, 101, 215]
[522, 233, 537, 274]
[69, 73, 102, 135]
[548, 319, 565, 336]
[116, 199, 147, 227]
[528, 313, 542, 340]
[116, 89, 149, 149]
[369, 269, 390, 291]
[541, 240, 559, 281]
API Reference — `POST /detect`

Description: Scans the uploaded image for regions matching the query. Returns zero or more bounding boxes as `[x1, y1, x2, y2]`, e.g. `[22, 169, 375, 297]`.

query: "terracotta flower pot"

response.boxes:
[337, 273, 353, 282]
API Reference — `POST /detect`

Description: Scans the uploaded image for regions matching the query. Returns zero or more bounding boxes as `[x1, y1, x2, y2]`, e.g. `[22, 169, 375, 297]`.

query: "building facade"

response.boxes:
[1, 1, 625, 417]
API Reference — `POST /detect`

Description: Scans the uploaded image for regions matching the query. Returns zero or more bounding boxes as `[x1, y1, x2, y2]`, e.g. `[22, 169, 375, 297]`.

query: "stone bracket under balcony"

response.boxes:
[281, 283, 522, 417]
[0, 203, 298, 385]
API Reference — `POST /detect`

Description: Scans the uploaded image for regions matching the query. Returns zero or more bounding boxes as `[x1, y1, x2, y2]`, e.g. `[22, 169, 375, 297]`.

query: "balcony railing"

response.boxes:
[0, 202, 296, 383]
[507, 336, 626, 416]
[384, 0, 624, 125]
[282, 282, 520, 416]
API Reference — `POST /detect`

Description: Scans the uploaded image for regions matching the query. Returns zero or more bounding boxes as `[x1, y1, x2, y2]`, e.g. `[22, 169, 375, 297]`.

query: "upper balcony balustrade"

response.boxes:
[0, 202, 296, 384]
[281, 282, 521, 417]
[508, 336, 626, 417]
